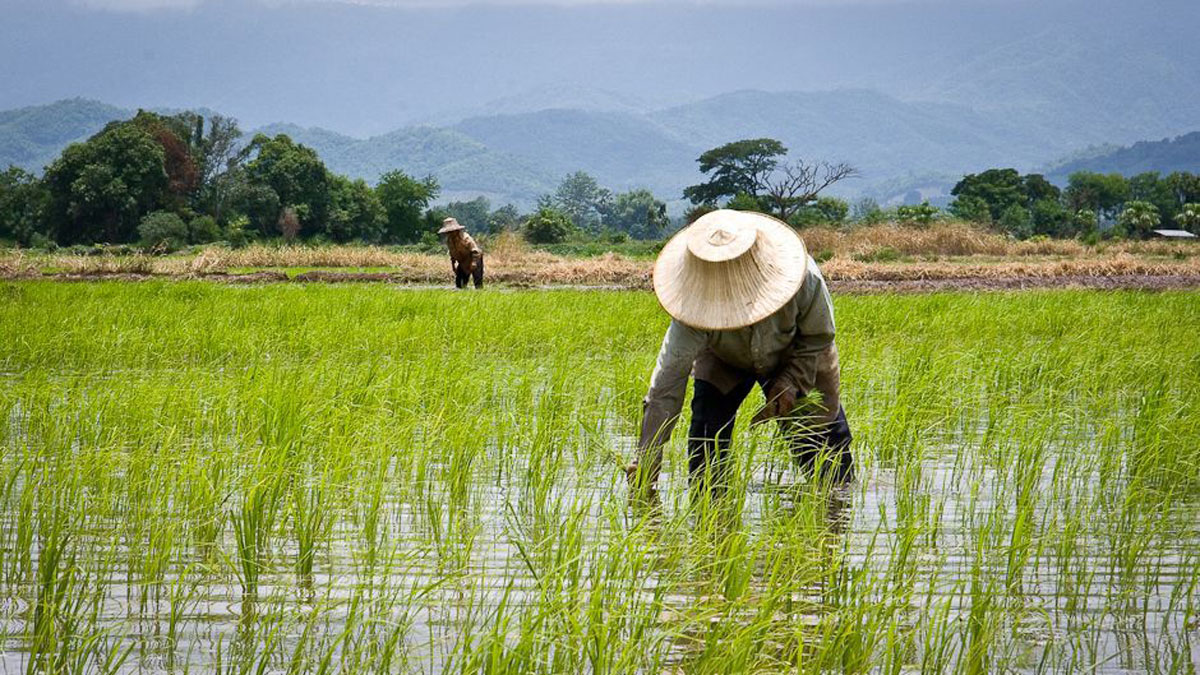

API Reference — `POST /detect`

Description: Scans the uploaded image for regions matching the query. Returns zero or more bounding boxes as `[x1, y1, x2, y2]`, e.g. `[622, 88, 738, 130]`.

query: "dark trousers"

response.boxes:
[687, 378, 853, 488]
[455, 257, 484, 289]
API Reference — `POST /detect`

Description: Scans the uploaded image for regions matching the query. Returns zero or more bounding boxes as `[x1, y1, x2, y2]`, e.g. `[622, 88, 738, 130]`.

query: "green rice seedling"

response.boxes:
[1, 283, 1199, 673]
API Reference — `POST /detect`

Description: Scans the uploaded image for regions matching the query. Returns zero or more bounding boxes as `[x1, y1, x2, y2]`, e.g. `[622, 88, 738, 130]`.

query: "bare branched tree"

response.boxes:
[763, 161, 859, 223]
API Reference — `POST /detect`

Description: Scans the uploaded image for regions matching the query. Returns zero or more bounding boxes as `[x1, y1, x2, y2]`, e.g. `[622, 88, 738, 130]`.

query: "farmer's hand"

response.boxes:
[752, 381, 798, 425]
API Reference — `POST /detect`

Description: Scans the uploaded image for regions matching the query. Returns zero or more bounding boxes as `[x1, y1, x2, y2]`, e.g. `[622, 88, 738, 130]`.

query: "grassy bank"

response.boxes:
[1, 283, 1198, 673]
[3, 224, 1198, 288]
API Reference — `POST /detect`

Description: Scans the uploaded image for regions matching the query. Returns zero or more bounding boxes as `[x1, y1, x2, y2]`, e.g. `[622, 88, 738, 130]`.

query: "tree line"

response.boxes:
[0, 110, 671, 249]
[3, 120, 1198, 250]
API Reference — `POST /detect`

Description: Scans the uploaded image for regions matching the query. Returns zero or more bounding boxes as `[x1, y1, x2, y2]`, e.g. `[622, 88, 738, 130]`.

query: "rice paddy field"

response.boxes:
[0, 281, 1198, 674]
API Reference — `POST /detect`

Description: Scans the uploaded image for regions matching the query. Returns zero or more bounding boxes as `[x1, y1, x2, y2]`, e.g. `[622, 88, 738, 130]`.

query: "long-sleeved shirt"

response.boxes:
[447, 231, 483, 273]
[638, 255, 841, 450]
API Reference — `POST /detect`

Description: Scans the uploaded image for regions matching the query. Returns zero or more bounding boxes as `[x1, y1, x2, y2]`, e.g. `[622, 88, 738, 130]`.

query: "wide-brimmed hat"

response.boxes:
[653, 210, 808, 330]
[438, 217, 466, 234]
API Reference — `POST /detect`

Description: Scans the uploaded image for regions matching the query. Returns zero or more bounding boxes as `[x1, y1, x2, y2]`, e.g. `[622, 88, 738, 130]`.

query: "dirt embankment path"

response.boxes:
[9, 269, 1200, 293]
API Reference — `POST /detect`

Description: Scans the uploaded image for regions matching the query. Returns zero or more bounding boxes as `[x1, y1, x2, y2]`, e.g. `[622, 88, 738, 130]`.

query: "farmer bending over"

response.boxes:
[439, 217, 484, 289]
[627, 210, 852, 498]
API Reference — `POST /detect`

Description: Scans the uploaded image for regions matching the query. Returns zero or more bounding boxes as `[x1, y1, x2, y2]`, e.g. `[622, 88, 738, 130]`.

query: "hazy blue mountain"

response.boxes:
[251, 123, 557, 204]
[0, 99, 128, 172]
[453, 109, 695, 195]
[1044, 133, 1200, 183]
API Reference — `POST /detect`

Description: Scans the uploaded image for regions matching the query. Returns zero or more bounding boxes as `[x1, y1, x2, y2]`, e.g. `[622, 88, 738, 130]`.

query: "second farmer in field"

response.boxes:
[627, 209, 852, 498]
[439, 217, 484, 289]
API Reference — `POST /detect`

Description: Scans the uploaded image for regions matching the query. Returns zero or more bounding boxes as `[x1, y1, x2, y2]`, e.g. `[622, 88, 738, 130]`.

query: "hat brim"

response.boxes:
[437, 224, 465, 234]
[653, 211, 807, 331]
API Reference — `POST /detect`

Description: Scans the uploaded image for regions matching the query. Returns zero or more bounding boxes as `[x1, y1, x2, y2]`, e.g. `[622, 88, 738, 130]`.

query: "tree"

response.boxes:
[1176, 203, 1200, 233]
[603, 189, 669, 240]
[792, 196, 850, 227]
[488, 204, 522, 232]
[949, 195, 991, 224]
[1128, 172, 1180, 229]
[552, 172, 611, 233]
[998, 204, 1034, 239]
[444, 196, 491, 233]
[763, 160, 857, 222]
[327, 175, 385, 243]
[683, 138, 787, 206]
[376, 170, 438, 244]
[1030, 199, 1070, 237]
[138, 211, 189, 250]
[1064, 172, 1129, 223]
[1118, 201, 1160, 239]
[0, 167, 48, 245]
[43, 122, 169, 244]
[522, 207, 574, 244]
[243, 134, 331, 237]
[231, 181, 282, 237]
[188, 114, 246, 222]
[949, 169, 1026, 222]
[1165, 172, 1200, 206]
[897, 201, 939, 227]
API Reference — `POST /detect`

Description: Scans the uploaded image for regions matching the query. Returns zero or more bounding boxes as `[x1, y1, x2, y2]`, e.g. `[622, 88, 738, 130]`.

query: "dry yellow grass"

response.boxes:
[3, 222, 1197, 288]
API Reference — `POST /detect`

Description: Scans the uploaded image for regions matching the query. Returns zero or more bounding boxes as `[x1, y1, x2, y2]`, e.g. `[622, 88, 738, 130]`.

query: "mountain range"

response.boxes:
[5, 92, 1196, 210]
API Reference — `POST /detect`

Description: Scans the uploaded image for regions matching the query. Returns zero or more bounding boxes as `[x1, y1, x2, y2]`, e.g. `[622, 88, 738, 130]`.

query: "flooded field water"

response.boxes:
[0, 283, 1197, 673]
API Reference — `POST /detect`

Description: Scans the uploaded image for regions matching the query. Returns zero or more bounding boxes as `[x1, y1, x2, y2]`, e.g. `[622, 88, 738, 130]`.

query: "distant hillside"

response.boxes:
[8, 95, 1194, 210]
[255, 123, 557, 204]
[0, 99, 128, 172]
[1045, 132, 1200, 182]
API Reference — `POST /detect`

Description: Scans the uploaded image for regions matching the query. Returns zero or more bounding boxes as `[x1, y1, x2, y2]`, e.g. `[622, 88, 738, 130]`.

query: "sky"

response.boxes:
[3, 0, 1196, 137]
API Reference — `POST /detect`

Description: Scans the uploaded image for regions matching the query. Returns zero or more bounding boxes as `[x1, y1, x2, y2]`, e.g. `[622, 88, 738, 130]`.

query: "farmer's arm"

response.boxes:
[630, 320, 706, 483]
[766, 263, 840, 423]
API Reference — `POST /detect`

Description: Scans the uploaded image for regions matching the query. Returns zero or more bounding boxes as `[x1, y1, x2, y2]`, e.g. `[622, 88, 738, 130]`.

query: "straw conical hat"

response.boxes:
[438, 217, 466, 234]
[653, 210, 807, 330]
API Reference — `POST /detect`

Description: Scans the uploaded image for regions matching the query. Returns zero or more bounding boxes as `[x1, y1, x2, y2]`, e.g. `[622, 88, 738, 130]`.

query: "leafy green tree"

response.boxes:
[444, 196, 491, 233]
[243, 134, 331, 237]
[43, 122, 169, 244]
[1064, 172, 1129, 223]
[949, 169, 1025, 222]
[1128, 172, 1180, 228]
[231, 181, 282, 237]
[0, 167, 49, 245]
[552, 172, 611, 233]
[1021, 174, 1061, 205]
[602, 189, 669, 239]
[1030, 199, 1070, 237]
[949, 195, 991, 223]
[998, 204, 1034, 239]
[726, 192, 765, 212]
[138, 211, 189, 250]
[1073, 209, 1099, 234]
[1165, 172, 1200, 206]
[522, 207, 574, 244]
[376, 170, 438, 244]
[488, 204, 522, 232]
[1117, 201, 1160, 239]
[187, 215, 222, 244]
[327, 175, 386, 243]
[792, 196, 850, 227]
[684, 138, 787, 206]
[188, 114, 246, 222]
[897, 201, 940, 227]
[1176, 203, 1200, 233]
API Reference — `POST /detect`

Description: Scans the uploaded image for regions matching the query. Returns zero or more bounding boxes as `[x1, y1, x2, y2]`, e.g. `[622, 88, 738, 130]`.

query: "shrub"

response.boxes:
[897, 201, 940, 227]
[523, 208, 574, 244]
[138, 211, 189, 251]
[188, 215, 222, 244]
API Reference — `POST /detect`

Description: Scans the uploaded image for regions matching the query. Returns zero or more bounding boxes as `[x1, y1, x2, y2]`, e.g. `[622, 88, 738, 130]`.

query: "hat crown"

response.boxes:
[687, 213, 758, 263]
